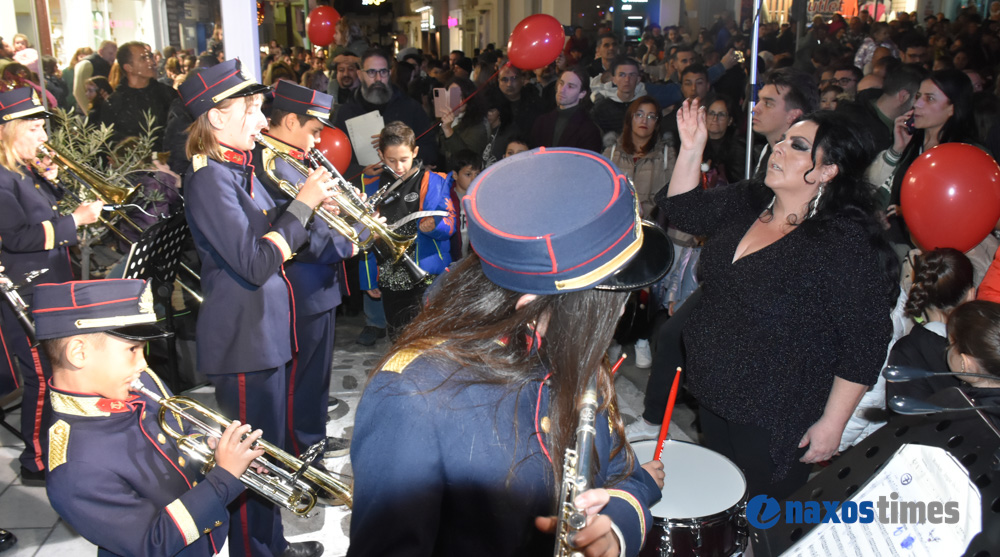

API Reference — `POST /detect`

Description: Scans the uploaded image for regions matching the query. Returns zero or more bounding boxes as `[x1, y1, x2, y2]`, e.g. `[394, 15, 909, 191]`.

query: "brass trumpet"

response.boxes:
[255, 134, 428, 281]
[37, 143, 203, 304]
[130, 377, 353, 515]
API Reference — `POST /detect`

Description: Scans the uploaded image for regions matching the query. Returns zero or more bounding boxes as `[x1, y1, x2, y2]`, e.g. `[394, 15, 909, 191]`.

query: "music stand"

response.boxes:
[751, 387, 1000, 556]
[122, 211, 192, 391]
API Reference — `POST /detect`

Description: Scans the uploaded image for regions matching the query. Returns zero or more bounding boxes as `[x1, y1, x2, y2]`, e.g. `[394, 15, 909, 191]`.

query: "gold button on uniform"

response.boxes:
[540, 416, 551, 433]
[214, 520, 223, 527]
[157, 433, 167, 444]
[192, 481, 198, 487]
[178, 456, 186, 467]
[203, 528, 211, 534]
[141, 411, 146, 420]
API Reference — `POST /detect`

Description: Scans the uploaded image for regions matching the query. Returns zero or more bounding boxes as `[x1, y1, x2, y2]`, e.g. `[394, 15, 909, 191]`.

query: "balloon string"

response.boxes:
[347, 65, 506, 182]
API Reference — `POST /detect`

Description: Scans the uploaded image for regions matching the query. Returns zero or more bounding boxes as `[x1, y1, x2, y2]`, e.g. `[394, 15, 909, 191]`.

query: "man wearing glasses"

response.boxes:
[102, 42, 178, 150]
[332, 48, 437, 175]
[832, 65, 863, 100]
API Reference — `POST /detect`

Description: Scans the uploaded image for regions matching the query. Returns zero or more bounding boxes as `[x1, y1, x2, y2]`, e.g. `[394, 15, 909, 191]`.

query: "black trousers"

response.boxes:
[642, 287, 701, 424]
[698, 405, 813, 501]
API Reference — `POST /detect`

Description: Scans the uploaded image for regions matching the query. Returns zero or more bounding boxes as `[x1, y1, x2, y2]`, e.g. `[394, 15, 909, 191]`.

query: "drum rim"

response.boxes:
[632, 438, 750, 522]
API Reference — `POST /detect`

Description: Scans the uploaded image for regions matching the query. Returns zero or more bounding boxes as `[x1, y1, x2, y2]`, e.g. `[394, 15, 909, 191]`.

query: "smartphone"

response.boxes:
[904, 115, 916, 135]
[433, 87, 461, 118]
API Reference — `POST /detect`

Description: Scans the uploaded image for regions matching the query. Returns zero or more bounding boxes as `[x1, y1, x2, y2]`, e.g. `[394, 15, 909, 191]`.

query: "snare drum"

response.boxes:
[633, 440, 748, 557]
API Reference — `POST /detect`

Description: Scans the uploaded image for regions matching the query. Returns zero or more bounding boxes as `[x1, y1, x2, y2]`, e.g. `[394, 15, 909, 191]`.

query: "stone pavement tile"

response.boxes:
[34, 520, 97, 556]
[1, 526, 51, 557]
[0, 484, 59, 529]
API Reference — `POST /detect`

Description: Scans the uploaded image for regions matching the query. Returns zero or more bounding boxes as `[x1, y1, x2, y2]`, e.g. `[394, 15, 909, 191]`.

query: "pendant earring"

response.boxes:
[809, 182, 826, 218]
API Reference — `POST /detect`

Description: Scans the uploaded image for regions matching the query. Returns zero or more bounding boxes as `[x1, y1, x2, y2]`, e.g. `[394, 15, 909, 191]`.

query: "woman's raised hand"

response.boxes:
[676, 98, 708, 152]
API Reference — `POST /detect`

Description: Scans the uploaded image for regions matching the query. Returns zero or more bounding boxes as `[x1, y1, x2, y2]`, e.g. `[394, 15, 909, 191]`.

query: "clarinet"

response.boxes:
[554, 372, 599, 557]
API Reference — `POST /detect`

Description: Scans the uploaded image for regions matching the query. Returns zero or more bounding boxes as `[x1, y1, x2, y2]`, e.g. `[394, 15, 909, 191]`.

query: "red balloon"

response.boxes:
[507, 14, 564, 71]
[900, 143, 1000, 252]
[316, 126, 352, 175]
[306, 6, 340, 47]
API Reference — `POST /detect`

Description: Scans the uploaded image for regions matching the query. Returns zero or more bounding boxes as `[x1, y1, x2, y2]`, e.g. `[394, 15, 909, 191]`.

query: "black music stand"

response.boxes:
[122, 211, 192, 391]
[751, 387, 1000, 556]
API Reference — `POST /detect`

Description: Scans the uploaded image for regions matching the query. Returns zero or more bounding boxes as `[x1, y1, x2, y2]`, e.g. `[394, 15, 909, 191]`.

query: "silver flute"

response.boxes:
[554, 372, 599, 557]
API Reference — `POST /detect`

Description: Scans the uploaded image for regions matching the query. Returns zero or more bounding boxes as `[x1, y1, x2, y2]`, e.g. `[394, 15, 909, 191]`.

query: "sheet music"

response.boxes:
[783, 444, 981, 557]
[344, 111, 384, 167]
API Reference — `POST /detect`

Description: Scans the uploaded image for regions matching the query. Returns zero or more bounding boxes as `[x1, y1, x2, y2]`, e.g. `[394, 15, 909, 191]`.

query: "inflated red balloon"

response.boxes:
[306, 6, 340, 47]
[316, 126, 352, 175]
[900, 143, 1000, 252]
[507, 14, 564, 71]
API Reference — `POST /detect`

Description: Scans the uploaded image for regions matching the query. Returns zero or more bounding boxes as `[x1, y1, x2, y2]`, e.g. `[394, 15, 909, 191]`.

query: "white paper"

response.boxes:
[344, 111, 385, 167]
[782, 444, 981, 557]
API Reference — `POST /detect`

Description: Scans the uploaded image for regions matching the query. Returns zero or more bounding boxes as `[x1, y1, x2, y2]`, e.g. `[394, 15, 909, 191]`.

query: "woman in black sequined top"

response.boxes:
[657, 99, 899, 499]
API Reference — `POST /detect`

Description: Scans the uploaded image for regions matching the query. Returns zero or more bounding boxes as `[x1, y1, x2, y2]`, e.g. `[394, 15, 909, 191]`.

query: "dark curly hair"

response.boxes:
[752, 110, 899, 304]
[904, 248, 973, 318]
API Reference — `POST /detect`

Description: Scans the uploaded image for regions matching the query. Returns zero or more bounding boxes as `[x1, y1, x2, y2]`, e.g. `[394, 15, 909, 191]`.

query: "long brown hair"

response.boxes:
[373, 254, 633, 499]
[621, 95, 662, 156]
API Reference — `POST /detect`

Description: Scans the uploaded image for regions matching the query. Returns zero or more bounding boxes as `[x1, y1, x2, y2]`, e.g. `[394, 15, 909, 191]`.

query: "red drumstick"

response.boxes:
[610, 354, 627, 375]
[653, 367, 682, 461]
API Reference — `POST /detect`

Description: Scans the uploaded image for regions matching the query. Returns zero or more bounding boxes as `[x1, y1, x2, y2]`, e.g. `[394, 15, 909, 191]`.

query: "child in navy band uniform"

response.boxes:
[349, 148, 673, 556]
[178, 59, 330, 557]
[37, 278, 263, 557]
[251, 79, 356, 458]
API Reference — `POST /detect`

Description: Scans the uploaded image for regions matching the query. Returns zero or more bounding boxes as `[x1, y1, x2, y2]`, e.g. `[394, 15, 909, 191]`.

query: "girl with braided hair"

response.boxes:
[886, 248, 975, 403]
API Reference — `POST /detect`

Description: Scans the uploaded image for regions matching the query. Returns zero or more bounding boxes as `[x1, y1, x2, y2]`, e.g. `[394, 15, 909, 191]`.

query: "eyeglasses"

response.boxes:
[364, 68, 390, 78]
[633, 112, 659, 121]
[707, 111, 729, 120]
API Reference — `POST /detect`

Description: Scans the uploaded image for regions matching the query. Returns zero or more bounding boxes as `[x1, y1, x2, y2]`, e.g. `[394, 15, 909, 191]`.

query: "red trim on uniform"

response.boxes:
[70, 283, 77, 307]
[282, 268, 298, 351]
[0, 323, 17, 389]
[544, 236, 557, 273]
[341, 261, 350, 296]
[287, 354, 301, 456]
[273, 91, 327, 112]
[33, 296, 140, 313]
[535, 373, 553, 465]
[475, 220, 636, 277]
[0, 97, 31, 110]
[184, 70, 241, 105]
[28, 344, 45, 470]
[465, 148, 626, 238]
[164, 507, 187, 541]
[236, 375, 252, 557]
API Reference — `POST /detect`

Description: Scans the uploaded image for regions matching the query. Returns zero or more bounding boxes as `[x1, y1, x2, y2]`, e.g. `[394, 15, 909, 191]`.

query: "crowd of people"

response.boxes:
[1, 3, 1000, 555]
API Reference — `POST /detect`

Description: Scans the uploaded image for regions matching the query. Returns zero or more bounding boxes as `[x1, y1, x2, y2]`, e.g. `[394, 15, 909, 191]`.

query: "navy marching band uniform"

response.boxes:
[252, 81, 355, 455]
[33, 278, 244, 557]
[349, 148, 675, 556]
[349, 353, 661, 556]
[47, 369, 244, 557]
[0, 87, 76, 478]
[179, 60, 309, 557]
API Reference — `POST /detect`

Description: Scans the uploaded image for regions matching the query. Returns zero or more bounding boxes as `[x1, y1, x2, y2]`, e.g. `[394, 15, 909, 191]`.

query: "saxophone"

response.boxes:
[554, 372, 600, 557]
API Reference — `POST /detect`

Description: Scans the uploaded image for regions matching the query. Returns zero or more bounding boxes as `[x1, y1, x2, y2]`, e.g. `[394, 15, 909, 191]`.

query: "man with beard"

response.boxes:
[332, 48, 437, 175]
[327, 52, 361, 111]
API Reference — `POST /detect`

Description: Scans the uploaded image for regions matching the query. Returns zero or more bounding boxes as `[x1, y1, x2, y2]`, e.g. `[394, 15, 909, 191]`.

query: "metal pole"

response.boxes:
[27, 0, 51, 135]
[744, 0, 763, 180]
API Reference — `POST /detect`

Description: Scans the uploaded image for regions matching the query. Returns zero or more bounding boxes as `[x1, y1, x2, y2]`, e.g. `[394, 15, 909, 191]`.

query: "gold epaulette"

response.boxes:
[192, 154, 208, 172]
[48, 419, 71, 471]
[382, 349, 423, 374]
[382, 339, 446, 373]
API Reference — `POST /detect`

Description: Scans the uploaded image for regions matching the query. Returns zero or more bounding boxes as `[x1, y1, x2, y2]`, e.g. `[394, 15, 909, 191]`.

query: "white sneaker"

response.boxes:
[625, 419, 663, 442]
[634, 339, 652, 368]
[607, 341, 622, 363]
